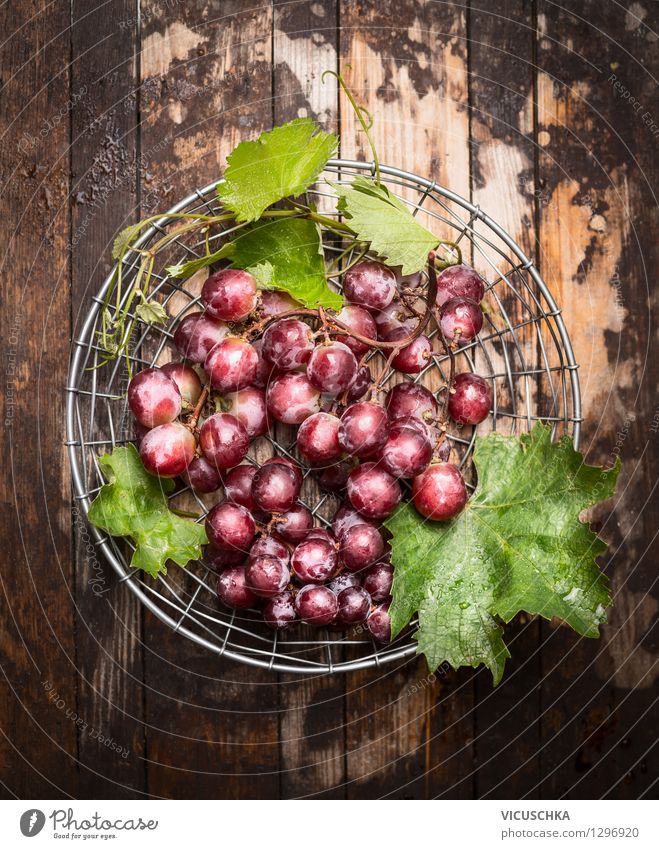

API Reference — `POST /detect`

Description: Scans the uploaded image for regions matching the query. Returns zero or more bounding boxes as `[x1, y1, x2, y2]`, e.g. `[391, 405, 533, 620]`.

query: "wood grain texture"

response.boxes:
[0, 0, 77, 797]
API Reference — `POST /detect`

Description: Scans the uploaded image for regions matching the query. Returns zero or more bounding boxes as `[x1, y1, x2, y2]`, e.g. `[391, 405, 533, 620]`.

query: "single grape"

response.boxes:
[139, 422, 195, 477]
[395, 268, 424, 289]
[251, 462, 301, 513]
[367, 602, 391, 642]
[343, 260, 396, 311]
[245, 556, 290, 598]
[223, 464, 259, 511]
[204, 337, 258, 392]
[128, 367, 181, 428]
[204, 544, 246, 569]
[339, 523, 385, 572]
[217, 566, 257, 609]
[385, 381, 438, 424]
[362, 562, 393, 603]
[263, 457, 304, 489]
[297, 412, 342, 466]
[374, 300, 417, 341]
[251, 338, 276, 389]
[389, 328, 432, 374]
[307, 341, 358, 397]
[316, 461, 352, 492]
[199, 413, 249, 469]
[337, 586, 372, 625]
[218, 385, 269, 438]
[160, 362, 202, 407]
[271, 503, 314, 543]
[333, 305, 377, 357]
[347, 463, 402, 520]
[435, 264, 485, 307]
[173, 311, 229, 364]
[379, 422, 433, 479]
[448, 372, 493, 425]
[338, 402, 388, 459]
[266, 372, 321, 424]
[346, 365, 372, 402]
[249, 535, 290, 566]
[412, 463, 467, 520]
[440, 297, 483, 345]
[181, 454, 222, 493]
[294, 584, 339, 626]
[329, 572, 362, 594]
[259, 290, 300, 317]
[305, 528, 336, 546]
[331, 504, 378, 540]
[206, 501, 256, 552]
[291, 538, 338, 583]
[202, 269, 257, 322]
[263, 591, 297, 630]
[261, 318, 314, 371]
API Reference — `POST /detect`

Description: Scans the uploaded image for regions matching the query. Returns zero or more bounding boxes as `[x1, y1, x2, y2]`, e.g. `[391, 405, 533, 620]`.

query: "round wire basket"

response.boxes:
[67, 159, 581, 675]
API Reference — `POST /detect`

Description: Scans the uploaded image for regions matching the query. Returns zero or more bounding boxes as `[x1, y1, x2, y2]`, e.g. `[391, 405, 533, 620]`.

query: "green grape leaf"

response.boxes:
[112, 221, 145, 260]
[166, 244, 232, 281]
[384, 423, 620, 684]
[224, 217, 342, 310]
[217, 118, 338, 223]
[135, 300, 168, 326]
[331, 176, 439, 275]
[88, 445, 207, 578]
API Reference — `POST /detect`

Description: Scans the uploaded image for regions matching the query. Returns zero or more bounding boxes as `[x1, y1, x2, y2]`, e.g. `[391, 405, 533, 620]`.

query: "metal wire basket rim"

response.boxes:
[66, 158, 581, 675]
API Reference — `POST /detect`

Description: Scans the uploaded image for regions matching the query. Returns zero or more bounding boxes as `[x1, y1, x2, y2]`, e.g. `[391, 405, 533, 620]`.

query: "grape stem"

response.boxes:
[426, 257, 455, 457]
[187, 381, 211, 431]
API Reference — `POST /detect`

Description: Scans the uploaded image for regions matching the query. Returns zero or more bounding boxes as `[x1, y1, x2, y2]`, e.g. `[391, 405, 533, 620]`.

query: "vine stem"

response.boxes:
[188, 381, 211, 431]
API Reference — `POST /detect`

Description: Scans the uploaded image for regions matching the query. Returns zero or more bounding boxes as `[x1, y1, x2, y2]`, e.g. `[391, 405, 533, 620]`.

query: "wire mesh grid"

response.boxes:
[66, 160, 581, 675]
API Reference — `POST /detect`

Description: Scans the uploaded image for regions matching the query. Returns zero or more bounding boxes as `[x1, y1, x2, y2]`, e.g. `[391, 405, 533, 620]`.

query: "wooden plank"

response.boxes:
[339, 0, 474, 799]
[468, 0, 542, 799]
[536, 0, 658, 798]
[69, 0, 147, 798]
[0, 0, 77, 797]
[272, 0, 346, 799]
[138, 0, 281, 799]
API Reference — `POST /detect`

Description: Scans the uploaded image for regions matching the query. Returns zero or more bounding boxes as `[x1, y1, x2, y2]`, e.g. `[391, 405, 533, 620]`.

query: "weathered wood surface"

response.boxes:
[0, 0, 656, 799]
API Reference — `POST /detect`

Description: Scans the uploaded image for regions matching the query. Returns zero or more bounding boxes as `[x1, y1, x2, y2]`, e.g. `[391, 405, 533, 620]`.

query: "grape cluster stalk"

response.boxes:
[127, 255, 493, 639]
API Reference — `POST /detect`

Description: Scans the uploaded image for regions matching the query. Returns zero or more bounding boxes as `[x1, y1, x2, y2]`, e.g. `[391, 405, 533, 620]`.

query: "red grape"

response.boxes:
[204, 544, 246, 569]
[263, 591, 297, 630]
[245, 556, 290, 598]
[263, 457, 304, 489]
[367, 602, 391, 642]
[219, 385, 269, 438]
[160, 362, 202, 407]
[346, 365, 372, 402]
[297, 412, 342, 466]
[202, 269, 257, 321]
[291, 538, 338, 583]
[204, 337, 258, 392]
[251, 339, 276, 389]
[439, 297, 483, 345]
[362, 562, 393, 602]
[389, 329, 432, 374]
[261, 318, 314, 371]
[249, 535, 290, 566]
[339, 523, 385, 571]
[435, 264, 485, 307]
[332, 504, 378, 540]
[259, 290, 300, 317]
[217, 566, 257, 609]
[223, 464, 259, 511]
[374, 300, 417, 340]
[343, 260, 396, 311]
[294, 585, 338, 626]
[337, 586, 371, 625]
[181, 454, 222, 493]
[338, 402, 388, 459]
[448, 372, 493, 425]
[199, 413, 249, 469]
[333, 305, 377, 357]
[307, 341, 358, 397]
[316, 461, 352, 492]
[379, 422, 432, 479]
[128, 367, 181, 428]
[305, 528, 336, 546]
[347, 463, 402, 520]
[266, 372, 321, 424]
[412, 463, 467, 520]
[173, 311, 229, 364]
[329, 572, 362, 594]
[251, 462, 301, 513]
[385, 381, 438, 424]
[206, 501, 256, 552]
[271, 503, 314, 543]
[139, 422, 195, 477]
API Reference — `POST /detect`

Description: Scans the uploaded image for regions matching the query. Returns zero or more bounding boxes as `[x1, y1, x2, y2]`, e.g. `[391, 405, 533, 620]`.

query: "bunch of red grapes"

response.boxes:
[127, 259, 492, 642]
